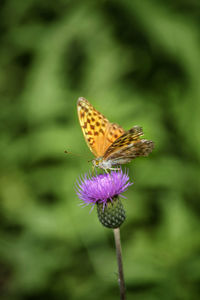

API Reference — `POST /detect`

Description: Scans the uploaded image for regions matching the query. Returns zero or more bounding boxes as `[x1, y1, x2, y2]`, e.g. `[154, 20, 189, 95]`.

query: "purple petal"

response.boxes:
[75, 169, 133, 206]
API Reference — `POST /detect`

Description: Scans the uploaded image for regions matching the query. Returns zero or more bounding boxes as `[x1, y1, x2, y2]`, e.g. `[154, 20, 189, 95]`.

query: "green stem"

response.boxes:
[113, 227, 126, 300]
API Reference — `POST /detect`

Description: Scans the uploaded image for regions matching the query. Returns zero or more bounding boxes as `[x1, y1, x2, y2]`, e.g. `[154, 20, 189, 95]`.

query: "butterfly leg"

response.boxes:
[103, 168, 109, 174]
[92, 165, 96, 176]
[109, 167, 120, 171]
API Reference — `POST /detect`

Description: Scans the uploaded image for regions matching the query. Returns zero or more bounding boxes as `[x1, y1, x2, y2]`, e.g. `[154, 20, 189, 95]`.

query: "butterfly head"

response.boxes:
[92, 157, 102, 167]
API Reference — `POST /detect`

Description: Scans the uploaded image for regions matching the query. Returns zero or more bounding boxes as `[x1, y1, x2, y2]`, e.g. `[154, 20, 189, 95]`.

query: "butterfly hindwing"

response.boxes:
[103, 126, 154, 163]
[103, 126, 143, 159]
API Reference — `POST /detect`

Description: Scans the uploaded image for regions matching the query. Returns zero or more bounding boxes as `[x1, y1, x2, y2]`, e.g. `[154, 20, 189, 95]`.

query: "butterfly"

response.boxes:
[77, 97, 154, 171]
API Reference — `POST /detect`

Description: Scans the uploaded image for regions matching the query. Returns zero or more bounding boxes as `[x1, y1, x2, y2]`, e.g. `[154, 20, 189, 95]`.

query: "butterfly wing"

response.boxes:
[77, 97, 125, 157]
[103, 126, 154, 164]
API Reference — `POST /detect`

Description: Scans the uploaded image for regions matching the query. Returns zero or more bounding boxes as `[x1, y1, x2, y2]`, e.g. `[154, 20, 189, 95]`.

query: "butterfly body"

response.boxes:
[92, 157, 114, 170]
[77, 97, 154, 170]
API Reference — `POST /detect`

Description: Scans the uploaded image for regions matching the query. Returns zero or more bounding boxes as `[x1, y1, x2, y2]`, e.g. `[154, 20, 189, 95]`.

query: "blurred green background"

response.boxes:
[0, 1, 200, 299]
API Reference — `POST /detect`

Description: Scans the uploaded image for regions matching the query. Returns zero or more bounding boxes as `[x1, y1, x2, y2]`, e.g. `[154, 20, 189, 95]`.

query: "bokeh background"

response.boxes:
[0, 1, 200, 299]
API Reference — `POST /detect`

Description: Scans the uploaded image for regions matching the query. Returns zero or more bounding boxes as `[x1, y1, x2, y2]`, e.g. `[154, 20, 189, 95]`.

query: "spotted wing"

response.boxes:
[103, 126, 154, 164]
[77, 97, 125, 157]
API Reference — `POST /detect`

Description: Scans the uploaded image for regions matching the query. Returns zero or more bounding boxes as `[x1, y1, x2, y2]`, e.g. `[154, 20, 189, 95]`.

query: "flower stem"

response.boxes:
[113, 227, 126, 300]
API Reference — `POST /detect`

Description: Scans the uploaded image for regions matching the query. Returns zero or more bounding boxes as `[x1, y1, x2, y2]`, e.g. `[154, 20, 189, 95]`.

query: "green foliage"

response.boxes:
[0, 0, 200, 299]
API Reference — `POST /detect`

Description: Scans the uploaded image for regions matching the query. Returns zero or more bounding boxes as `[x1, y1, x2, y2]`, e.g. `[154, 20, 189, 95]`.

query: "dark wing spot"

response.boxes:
[87, 118, 90, 123]
[88, 113, 92, 116]
[99, 129, 104, 134]
[88, 137, 94, 145]
[114, 134, 118, 138]
[80, 112, 85, 118]
[110, 132, 113, 136]
[84, 108, 89, 113]
[83, 122, 87, 129]
[90, 125, 95, 130]
[93, 112, 97, 116]
[102, 123, 106, 127]
[96, 122, 100, 126]
[88, 131, 92, 135]
[94, 131, 99, 136]
[91, 118, 95, 122]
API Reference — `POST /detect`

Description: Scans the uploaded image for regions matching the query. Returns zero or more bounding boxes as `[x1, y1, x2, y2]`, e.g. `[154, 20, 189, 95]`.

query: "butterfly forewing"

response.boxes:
[77, 97, 125, 157]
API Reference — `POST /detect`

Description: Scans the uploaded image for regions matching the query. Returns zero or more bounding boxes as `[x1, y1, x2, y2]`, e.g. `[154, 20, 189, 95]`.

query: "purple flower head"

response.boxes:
[75, 169, 133, 207]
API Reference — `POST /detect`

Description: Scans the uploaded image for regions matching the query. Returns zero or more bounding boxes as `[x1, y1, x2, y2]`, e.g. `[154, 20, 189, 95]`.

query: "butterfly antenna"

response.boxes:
[65, 151, 94, 165]
[64, 150, 86, 158]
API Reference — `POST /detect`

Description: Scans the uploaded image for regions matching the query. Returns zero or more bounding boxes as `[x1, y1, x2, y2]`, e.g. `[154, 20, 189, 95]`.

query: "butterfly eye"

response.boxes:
[92, 159, 99, 166]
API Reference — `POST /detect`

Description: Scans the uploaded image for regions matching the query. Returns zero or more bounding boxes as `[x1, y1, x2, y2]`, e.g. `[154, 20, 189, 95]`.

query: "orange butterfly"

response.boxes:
[77, 97, 154, 170]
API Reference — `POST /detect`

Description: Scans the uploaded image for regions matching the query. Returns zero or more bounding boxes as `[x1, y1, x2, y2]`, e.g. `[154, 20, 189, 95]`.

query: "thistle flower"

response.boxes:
[76, 170, 132, 228]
